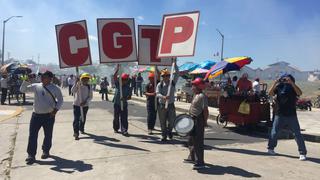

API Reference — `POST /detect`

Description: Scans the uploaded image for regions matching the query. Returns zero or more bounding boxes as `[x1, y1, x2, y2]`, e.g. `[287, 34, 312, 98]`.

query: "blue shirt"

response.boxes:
[113, 81, 132, 106]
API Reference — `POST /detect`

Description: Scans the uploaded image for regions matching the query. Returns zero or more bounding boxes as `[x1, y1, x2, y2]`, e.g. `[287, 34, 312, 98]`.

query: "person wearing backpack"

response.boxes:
[267, 74, 307, 161]
[156, 59, 179, 141]
[20, 71, 63, 165]
[72, 73, 93, 140]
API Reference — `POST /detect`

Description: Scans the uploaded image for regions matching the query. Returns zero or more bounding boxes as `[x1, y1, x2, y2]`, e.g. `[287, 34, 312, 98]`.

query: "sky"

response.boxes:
[0, 0, 320, 70]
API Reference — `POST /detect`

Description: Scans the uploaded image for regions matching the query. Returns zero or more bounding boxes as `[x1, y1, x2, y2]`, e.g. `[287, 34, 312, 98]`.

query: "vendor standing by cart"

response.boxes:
[184, 78, 208, 170]
[236, 73, 252, 94]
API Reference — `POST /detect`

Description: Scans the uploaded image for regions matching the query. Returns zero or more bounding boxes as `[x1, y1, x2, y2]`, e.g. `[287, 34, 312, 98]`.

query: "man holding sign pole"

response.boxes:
[113, 65, 132, 136]
[156, 59, 179, 141]
[71, 73, 93, 140]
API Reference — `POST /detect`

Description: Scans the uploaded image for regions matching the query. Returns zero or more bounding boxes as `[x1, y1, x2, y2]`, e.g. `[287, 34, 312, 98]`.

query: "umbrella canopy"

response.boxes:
[198, 60, 216, 70]
[205, 56, 252, 79]
[0, 63, 32, 75]
[133, 66, 155, 73]
[179, 62, 199, 72]
[0, 63, 15, 74]
[189, 68, 209, 74]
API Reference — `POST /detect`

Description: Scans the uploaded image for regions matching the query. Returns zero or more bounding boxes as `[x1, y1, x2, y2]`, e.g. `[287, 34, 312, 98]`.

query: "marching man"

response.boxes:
[156, 59, 179, 141]
[72, 73, 93, 140]
[113, 65, 132, 136]
[144, 72, 160, 135]
[185, 78, 208, 170]
[20, 71, 63, 165]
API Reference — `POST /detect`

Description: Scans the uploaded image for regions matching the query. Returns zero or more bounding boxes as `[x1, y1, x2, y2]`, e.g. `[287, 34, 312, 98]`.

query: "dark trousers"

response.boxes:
[68, 85, 73, 96]
[27, 113, 55, 157]
[147, 99, 157, 130]
[136, 84, 143, 97]
[73, 105, 89, 134]
[268, 115, 307, 155]
[158, 103, 176, 138]
[1, 88, 7, 104]
[132, 86, 136, 95]
[101, 89, 109, 101]
[188, 113, 205, 164]
[113, 104, 128, 132]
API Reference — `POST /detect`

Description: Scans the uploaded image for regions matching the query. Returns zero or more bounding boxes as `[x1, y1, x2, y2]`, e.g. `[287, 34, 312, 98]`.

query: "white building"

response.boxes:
[235, 61, 309, 81]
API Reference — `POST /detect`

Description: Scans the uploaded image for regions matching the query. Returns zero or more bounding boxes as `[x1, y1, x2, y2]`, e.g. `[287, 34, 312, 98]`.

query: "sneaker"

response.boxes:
[193, 163, 206, 170]
[267, 149, 276, 155]
[299, 155, 307, 161]
[161, 137, 167, 142]
[80, 130, 85, 134]
[114, 130, 119, 133]
[168, 133, 173, 140]
[148, 129, 153, 135]
[73, 133, 79, 140]
[122, 131, 129, 137]
[41, 152, 50, 159]
[183, 159, 195, 164]
[25, 155, 35, 165]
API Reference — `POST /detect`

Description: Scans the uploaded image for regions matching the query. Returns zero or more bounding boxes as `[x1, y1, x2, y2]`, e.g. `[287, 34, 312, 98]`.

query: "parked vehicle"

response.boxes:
[296, 98, 312, 111]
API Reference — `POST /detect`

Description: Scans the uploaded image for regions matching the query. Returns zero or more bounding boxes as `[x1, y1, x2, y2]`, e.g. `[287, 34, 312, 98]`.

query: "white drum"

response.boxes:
[174, 114, 194, 137]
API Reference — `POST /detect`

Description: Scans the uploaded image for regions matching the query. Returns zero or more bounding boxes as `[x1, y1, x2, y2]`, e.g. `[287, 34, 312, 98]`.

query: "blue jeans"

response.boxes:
[113, 104, 128, 133]
[73, 105, 89, 134]
[268, 115, 307, 155]
[136, 84, 143, 97]
[27, 113, 55, 156]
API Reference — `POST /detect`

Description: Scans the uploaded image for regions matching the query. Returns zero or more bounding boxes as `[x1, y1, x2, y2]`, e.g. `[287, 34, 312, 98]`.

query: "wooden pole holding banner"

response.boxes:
[118, 64, 124, 111]
[165, 58, 176, 109]
[154, 65, 158, 110]
[76, 67, 85, 123]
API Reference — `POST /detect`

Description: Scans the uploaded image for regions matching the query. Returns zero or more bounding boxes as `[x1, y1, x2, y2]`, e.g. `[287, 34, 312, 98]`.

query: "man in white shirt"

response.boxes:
[1, 74, 8, 105]
[252, 78, 261, 95]
[71, 73, 93, 140]
[67, 75, 75, 96]
[20, 71, 63, 165]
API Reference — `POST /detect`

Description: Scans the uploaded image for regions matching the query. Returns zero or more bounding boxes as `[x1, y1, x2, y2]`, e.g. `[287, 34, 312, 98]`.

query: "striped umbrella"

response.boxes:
[205, 56, 252, 79]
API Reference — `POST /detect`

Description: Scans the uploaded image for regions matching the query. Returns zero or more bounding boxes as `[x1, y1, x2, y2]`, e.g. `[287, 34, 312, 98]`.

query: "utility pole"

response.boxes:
[216, 29, 224, 61]
[1, 16, 23, 66]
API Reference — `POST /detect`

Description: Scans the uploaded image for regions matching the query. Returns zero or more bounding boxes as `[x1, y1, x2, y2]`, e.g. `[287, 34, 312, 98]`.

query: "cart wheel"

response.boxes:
[216, 114, 228, 127]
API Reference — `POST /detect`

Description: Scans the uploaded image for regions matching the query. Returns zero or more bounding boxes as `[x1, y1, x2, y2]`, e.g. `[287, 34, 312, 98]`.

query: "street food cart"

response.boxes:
[216, 95, 270, 127]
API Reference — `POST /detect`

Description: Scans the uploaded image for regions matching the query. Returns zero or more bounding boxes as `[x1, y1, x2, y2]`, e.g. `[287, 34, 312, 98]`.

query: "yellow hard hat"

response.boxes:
[160, 68, 170, 76]
[80, 73, 91, 80]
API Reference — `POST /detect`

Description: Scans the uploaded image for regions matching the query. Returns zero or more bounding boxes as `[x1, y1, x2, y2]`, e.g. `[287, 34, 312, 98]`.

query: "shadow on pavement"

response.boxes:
[83, 132, 150, 152]
[128, 134, 160, 141]
[197, 163, 261, 178]
[36, 155, 93, 173]
[204, 137, 238, 141]
[212, 146, 320, 164]
[80, 132, 120, 142]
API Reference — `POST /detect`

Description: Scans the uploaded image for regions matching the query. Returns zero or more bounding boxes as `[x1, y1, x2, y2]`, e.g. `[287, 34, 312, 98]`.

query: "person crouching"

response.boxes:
[72, 73, 93, 140]
[185, 78, 209, 170]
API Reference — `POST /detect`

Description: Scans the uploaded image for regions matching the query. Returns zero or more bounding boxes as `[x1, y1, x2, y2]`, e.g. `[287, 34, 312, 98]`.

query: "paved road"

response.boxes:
[1, 90, 319, 180]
